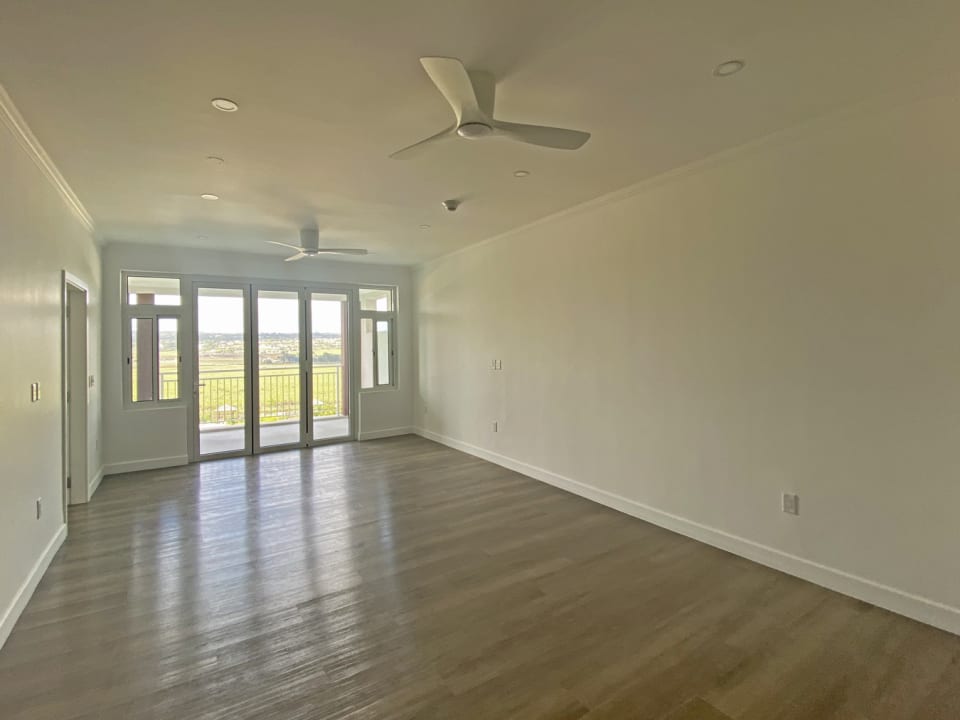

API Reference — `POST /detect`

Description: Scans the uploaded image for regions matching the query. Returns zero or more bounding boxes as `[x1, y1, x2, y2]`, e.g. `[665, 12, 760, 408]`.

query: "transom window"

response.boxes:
[127, 275, 182, 305]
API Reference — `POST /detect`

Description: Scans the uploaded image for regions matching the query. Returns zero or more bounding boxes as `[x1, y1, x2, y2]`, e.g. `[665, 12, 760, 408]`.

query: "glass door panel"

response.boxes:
[310, 292, 350, 442]
[196, 286, 249, 457]
[376, 319, 392, 386]
[256, 290, 303, 449]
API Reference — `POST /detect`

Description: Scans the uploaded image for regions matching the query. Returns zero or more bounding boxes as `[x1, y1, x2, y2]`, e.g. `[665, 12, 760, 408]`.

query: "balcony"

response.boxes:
[161, 364, 348, 454]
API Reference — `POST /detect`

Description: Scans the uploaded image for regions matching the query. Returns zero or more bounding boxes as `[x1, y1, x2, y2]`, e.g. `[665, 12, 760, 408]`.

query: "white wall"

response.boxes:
[416, 88, 960, 633]
[0, 93, 101, 645]
[101, 243, 414, 472]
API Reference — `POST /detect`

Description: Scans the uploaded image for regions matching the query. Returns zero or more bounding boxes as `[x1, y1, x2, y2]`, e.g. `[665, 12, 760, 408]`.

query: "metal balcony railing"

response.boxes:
[160, 364, 343, 426]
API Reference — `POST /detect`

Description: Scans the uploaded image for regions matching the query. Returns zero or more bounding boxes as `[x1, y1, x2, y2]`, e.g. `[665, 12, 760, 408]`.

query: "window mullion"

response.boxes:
[153, 316, 160, 402]
[372, 315, 381, 385]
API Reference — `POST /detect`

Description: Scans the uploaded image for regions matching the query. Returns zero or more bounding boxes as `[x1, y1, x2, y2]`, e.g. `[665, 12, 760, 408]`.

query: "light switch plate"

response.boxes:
[782, 493, 799, 515]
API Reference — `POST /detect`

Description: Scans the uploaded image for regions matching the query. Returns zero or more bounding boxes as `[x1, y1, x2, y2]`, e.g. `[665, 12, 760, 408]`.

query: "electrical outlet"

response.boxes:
[36, 498, 42, 519]
[782, 493, 799, 515]
[88, 375, 95, 388]
[492, 421, 498, 433]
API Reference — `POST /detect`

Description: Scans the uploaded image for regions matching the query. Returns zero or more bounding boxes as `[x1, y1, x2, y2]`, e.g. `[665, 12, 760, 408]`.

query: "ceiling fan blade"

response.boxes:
[420, 57, 485, 124]
[493, 120, 591, 150]
[284, 253, 306, 262]
[267, 240, 305, 252]
[468, 70, 495, 118]
[315, 249, 369, 255]
[389, 125, 456, 160]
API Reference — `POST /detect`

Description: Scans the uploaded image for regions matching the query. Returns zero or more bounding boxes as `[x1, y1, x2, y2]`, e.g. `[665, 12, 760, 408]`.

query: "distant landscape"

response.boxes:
[158, 332, 345, 424]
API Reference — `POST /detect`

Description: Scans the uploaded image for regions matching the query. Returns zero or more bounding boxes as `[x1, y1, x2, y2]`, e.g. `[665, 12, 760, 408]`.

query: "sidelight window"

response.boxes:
[359, 287, 396, 389]
[122, 273, 183, 406]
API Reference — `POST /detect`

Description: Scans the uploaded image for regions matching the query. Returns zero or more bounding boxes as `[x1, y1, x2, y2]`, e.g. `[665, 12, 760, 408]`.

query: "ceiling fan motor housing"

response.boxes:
[456, 122, 493, 139]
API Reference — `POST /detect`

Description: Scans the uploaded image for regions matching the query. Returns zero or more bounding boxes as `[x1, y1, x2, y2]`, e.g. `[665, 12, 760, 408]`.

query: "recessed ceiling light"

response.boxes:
[513, 169, 531, 178]
[206, 155, 225, 165]
[713, 59, 745, 77]
[211, 98, 239, 112]
[419, 224, 431, 229]
[200, 193, 219, 200]
[196, 234, 208, 240]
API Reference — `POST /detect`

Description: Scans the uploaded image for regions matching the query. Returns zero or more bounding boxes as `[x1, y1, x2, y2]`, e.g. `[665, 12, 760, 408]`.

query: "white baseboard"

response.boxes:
[415, 427, 960, 637]
[88, 466, 104, 499]
[0, 524, 67, 650]
[358, 426, 414, 441]
[103, 455, 188, 476]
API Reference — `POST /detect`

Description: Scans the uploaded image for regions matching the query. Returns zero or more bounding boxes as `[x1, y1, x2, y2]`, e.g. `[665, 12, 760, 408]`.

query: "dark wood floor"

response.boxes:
[2, 436, 959, 719]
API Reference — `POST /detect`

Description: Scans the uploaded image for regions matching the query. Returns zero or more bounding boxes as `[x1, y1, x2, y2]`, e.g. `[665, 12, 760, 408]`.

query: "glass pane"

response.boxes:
[359, 287, 393, 312]
[158, 317, 179, 400]
[128, 276, 181, 305]
[312, 292, 349, 441]
[376, 320, 391, 386]
[258, 290, 301, 448]
[360, 318, 374, 389]
[198, 288, 247, 455]
[130, 317, 154, 402]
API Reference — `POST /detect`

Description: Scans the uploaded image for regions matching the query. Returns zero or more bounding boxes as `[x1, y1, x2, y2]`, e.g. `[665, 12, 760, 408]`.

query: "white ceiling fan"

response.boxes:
[266, 229, 368, 261]
[390, 56, 590, 159]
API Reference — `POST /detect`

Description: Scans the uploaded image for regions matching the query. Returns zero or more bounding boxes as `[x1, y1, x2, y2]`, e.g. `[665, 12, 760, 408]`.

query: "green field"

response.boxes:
[155, 332, 344, 424]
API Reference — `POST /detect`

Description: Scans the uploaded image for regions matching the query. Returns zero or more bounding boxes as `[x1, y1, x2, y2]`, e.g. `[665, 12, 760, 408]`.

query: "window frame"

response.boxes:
[358, 286, 397, 391]
[121, 271, 185, 409]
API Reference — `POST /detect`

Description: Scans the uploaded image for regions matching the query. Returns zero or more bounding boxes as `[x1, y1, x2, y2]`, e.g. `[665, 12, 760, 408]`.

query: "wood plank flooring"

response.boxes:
[2, 435, 959, 719]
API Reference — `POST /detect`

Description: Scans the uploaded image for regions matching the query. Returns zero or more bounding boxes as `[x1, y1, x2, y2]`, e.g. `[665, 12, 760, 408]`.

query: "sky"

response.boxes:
[197, 295, 343, 334]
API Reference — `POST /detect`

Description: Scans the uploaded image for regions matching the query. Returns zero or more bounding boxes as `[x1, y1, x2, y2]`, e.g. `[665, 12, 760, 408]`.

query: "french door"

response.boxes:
[253, 288, 304, 452]
[195, 284, 252, 458]
[194, 282, 353, 459]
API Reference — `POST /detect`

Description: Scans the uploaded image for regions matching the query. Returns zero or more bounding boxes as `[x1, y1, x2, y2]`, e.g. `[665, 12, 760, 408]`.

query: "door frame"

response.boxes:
[62, 271, 89, 517]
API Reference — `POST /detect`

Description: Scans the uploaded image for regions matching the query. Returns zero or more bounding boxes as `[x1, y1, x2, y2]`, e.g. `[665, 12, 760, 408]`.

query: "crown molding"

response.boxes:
[0, 84, 95, 235]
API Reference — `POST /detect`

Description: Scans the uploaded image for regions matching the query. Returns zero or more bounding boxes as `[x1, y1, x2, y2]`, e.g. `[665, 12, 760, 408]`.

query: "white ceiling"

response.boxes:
[2, 0, 960, 265]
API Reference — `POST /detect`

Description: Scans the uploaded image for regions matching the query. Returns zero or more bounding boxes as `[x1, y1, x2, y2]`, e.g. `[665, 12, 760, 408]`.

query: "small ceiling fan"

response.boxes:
[390, 56, 590, 159]
[266, 229, 368, 261]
